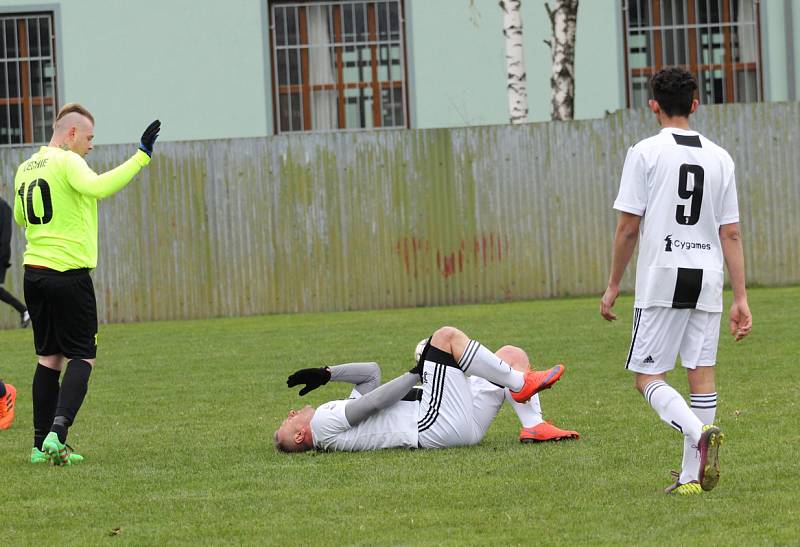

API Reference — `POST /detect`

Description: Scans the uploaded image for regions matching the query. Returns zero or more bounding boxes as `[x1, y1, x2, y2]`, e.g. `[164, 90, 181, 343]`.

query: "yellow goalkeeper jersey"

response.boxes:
[13, 146, 151, 271]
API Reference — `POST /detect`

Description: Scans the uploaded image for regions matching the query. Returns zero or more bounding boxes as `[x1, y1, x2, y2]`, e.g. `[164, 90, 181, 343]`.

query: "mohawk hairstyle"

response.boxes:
[54, 102, 94, 127]
[650, 67, 698, 118]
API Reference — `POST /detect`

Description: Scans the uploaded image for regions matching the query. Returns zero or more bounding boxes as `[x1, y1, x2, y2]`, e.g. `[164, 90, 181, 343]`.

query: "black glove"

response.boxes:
[139, 119, 161, 157]
[287, 367, 331, 396]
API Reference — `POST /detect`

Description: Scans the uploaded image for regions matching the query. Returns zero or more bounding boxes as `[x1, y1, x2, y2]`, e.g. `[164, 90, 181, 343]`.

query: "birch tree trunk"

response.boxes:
[500, 0, 528, 124]
[544, 0, 578, 121]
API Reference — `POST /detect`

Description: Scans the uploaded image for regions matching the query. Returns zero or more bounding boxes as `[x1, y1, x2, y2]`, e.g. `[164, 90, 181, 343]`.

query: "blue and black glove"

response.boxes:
[139, 119, 161, 157]
[287, 367, 331, 396]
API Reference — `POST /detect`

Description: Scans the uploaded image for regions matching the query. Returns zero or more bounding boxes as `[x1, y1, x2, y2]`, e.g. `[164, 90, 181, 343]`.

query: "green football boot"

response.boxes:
[30, 447, 49, 464]
[31, 446, 84, 465]
[42, 432, 84, 466]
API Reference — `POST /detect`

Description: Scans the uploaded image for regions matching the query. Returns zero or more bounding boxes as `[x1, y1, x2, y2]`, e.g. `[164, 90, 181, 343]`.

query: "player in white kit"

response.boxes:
[273, 326, 572, 453]
[600, 67, 752, 494]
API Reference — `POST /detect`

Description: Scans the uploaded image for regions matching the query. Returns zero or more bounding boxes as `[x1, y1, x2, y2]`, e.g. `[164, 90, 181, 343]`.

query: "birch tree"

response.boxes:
[544, 0, 578, 121]
[499, 0, 528, 124]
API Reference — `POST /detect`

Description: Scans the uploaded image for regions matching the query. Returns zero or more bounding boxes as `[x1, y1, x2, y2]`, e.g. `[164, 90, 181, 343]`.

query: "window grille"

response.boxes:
[270, 0, 407, 133]
[623, 0, 762, 107]
[0, 12, 58, 145]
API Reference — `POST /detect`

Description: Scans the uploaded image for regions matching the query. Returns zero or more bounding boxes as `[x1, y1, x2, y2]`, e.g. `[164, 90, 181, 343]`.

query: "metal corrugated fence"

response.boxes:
[1, 102, 798, 327]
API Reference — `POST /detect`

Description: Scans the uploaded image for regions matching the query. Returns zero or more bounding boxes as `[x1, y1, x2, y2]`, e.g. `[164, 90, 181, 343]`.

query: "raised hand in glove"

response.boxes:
[139, 119, 161, 157]
[287, 367, 331, 396]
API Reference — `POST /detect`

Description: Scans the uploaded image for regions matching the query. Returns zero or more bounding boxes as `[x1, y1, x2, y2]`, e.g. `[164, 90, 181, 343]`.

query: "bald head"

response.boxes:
[274, 406, 316, 453]
[274, 427, 307, 453]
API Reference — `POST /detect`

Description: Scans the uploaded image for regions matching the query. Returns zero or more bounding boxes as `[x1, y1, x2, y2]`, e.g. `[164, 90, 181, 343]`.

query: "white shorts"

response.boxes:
[625, 306, 721, 374]
[416, 355, 505, 449]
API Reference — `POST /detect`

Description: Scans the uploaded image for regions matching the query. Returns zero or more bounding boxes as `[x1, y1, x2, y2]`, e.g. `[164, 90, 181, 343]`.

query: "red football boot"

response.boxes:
[509, 365, 564, 403]
[0, 383, 17, 430]
[519, 421, 579, 443]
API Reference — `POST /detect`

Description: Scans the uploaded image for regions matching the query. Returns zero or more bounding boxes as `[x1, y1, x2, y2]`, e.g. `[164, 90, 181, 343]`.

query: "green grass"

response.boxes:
[1, 286, 798, 545]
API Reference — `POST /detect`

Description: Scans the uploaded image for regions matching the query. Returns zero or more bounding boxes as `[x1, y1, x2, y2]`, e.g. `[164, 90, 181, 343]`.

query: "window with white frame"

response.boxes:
[0, 12, 58, 145]
[623, 0, 762, 108]
[269, 0, 408, 133]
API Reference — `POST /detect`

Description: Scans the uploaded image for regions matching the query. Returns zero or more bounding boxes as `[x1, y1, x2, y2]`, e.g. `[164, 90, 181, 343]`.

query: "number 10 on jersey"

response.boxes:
[17, 178, 54, 225]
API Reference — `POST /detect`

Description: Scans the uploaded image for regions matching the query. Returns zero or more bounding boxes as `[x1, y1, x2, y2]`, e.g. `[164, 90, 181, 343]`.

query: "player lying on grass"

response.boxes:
[274, 326, 577, 453]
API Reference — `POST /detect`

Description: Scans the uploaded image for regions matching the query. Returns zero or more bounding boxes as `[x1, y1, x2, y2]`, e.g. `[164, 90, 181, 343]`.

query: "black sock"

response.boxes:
[0, 380, 6, 397]
[51, 359, 92, 443]
[33, 364, 61, 450]
[0, 287, 27, 313]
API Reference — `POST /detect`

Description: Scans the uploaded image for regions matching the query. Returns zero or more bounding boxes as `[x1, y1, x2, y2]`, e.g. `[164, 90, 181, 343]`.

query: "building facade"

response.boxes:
[0, 0, 798, 146]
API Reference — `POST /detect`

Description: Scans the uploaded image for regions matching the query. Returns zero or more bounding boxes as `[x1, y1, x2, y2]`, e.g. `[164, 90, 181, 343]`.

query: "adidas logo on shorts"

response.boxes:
[643, 355, 655, 365]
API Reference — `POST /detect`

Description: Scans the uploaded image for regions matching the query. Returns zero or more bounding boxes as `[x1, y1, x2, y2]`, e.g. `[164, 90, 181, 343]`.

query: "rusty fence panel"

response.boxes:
[1, 102, 798, 328]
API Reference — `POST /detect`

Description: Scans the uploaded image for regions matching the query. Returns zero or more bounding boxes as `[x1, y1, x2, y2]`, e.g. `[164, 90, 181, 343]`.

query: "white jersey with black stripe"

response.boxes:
[614, 127, 739, 312]
[310, 390, 419, 451]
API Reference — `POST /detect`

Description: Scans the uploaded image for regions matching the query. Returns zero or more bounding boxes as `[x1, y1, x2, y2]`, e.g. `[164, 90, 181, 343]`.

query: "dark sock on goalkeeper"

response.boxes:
[51, 359, 92, 444]
[0, 287, 26, 313]
[32, 363, 61, 450]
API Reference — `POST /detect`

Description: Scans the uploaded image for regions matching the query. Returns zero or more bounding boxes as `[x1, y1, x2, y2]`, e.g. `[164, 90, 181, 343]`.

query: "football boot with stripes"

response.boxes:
[510, 364, 564, 403]
[664, 470, 702, 495]
[31, 446, 84, 465]
[0, 383, 16, 430]
[698, 424, 724, 491]
[42, 432, 84, 466]
[665, 481, 702, 495]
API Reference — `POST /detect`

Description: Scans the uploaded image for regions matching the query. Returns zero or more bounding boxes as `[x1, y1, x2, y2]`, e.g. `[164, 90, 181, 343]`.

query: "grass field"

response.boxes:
[1, 286, 798, 545]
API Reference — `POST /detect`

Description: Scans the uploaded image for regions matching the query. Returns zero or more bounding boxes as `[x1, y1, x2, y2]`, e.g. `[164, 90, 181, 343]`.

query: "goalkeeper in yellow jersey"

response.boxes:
[13, 103, 160, 465]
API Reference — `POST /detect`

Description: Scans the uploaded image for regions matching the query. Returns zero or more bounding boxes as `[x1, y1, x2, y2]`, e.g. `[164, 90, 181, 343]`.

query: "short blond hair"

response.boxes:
[55, 102, 94, 126]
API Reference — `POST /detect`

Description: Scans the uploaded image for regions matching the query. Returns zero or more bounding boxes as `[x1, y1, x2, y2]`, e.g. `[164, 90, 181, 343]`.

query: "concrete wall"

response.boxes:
[0, 0, 628, 144]
[406, 0, 623, 127]
[761, 0, 800, 101]
[0, 0, 272, 144]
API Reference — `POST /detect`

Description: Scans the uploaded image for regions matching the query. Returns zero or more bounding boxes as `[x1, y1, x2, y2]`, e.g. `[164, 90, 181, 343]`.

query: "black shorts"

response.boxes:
[24, 266, 98, 360]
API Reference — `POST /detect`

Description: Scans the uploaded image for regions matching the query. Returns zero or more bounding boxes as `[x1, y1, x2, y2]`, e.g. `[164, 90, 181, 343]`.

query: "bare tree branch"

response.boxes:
[544, 2, 555, 25]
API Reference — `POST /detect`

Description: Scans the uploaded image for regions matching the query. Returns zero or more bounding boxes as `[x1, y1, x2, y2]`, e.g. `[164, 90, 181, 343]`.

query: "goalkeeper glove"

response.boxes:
[287, 367, 331, 396]
[139, 119, 161, 157]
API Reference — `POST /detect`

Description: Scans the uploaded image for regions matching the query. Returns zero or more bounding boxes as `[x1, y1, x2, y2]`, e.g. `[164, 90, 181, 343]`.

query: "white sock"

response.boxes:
[458, 340, 524, 391]
[504, 391, 544, 428]
[680, 392, 717, 483]
[643, 380, 703, 444]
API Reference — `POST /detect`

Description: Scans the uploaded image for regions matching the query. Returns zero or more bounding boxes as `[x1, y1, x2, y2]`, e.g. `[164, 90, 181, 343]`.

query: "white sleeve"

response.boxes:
[719, 160, 739, 225]
[310, 401, 352, 449]
[613, 146, 648, 216]
[343, 372, 419, 426]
